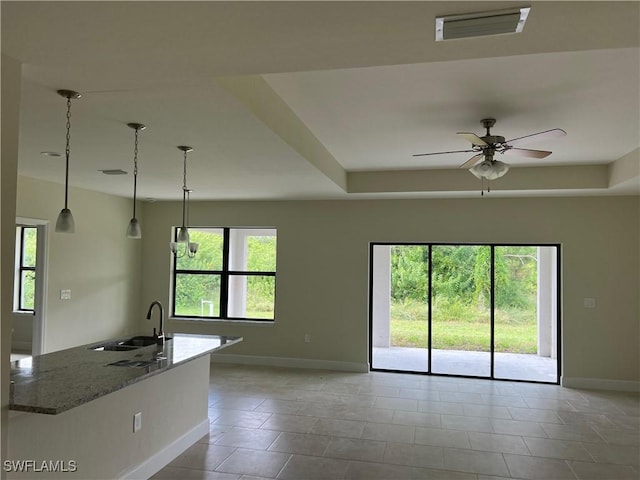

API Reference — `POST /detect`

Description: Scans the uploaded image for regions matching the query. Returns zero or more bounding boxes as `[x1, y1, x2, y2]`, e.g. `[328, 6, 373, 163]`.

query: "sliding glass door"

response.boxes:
[493, 246, 558, 382]
[370, 243, 560, 383]
[431, 245, 491, 377]
[371, 245, 429, 372]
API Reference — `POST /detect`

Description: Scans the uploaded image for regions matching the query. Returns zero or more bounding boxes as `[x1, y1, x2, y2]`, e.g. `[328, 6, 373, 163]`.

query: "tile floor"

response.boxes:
[152, 363, 639, 480]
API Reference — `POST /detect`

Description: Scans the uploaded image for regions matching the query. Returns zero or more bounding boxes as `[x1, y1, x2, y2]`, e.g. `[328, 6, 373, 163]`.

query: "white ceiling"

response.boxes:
[2, 1, 639, 201]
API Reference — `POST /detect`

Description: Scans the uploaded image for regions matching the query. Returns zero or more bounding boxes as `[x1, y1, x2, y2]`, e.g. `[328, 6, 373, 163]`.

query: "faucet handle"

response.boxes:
[153, 327, 157, 337]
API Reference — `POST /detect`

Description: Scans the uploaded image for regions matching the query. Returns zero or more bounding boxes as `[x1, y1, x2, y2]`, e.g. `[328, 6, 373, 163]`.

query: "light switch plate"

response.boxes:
[583, 298, 596, 308]
[133, 412, 142, 433]
[60, 289, 71, 300]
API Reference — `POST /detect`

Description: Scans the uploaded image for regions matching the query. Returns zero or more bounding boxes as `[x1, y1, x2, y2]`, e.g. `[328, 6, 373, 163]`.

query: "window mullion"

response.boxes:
[220, 228, 230, 318]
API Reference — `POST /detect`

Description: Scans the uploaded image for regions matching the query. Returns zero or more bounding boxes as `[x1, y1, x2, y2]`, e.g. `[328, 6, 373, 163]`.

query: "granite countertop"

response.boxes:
[10, 333, 242, 415]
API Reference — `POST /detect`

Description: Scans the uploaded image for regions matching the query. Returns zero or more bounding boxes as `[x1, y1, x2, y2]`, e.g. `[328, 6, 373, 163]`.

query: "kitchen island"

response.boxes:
[8, 333, 241, 479]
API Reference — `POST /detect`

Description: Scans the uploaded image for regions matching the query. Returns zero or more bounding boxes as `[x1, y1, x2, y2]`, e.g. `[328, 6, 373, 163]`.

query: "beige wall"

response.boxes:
[1, 53, 22, 480]
[16, 176, 143, 352]
[141, 196, 640, 384]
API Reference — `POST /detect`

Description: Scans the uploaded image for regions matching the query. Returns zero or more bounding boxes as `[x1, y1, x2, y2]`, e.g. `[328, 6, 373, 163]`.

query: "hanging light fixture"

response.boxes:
[469, 153, 510, 196]
[170, 146, 198, 258]
[55, 89, 81, 233]
[469, 157, 510, 180]
[126, 123, 146, 239]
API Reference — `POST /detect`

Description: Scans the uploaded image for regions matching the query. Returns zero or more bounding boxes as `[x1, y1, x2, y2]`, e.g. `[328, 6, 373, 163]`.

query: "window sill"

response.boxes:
[169, 317, 275, 327]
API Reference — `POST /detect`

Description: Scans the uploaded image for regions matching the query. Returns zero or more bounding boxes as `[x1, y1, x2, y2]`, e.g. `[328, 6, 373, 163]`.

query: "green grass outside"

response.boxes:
[390, 299, 537, 354]
[175, 305, 273, 319]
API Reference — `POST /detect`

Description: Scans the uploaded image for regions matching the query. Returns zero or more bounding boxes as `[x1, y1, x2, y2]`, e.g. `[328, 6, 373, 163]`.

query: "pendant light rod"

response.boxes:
[55, 89, 81, 234]
[178, 145, 193, 229]
[128, 123, 146, 219]
[171, 146, 198, 258]
[126, 123, 146, 239]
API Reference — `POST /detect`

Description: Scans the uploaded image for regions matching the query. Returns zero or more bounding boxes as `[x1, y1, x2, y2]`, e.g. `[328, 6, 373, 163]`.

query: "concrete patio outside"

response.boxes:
[372, 346, 558, 383]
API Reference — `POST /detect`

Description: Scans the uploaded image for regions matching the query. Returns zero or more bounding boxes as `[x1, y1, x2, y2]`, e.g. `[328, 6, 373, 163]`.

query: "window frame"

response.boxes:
[15, 225, 37, 312]
[171, 227, 277, 322]
[368, 242, 561, 385]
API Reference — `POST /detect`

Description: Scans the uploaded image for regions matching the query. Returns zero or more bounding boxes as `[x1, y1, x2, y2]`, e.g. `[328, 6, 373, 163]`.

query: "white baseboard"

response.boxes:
[119, 418, 209, 480]
[562, 376, 640, 392]
[211, 353, 369, 373]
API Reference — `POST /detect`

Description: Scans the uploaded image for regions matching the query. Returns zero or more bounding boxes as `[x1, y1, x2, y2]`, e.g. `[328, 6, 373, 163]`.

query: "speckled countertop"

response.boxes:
[10, 333, 242, 415]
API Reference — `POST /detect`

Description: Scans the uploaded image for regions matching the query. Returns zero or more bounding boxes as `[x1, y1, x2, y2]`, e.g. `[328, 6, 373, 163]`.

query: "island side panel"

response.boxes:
[7, 355, 210, 479]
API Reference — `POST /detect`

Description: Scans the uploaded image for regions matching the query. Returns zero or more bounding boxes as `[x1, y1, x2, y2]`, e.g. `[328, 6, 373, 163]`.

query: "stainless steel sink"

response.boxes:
[90, 344, 139, 352]
[120, 336, 161, 347]
[89, 335, 172, 351]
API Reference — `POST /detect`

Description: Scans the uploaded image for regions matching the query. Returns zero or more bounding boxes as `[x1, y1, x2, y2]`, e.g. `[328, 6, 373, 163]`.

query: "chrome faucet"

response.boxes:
[146, 301, 165, 345]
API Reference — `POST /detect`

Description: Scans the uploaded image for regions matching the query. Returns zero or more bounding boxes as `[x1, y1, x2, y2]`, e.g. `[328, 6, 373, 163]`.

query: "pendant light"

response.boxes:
[126, 123, 146, 239]
[55, 89, 81, 233]
[170, 146, 198, 258]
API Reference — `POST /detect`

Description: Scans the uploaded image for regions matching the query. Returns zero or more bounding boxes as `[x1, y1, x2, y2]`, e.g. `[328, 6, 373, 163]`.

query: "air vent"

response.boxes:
[99, 169, 128, 175]
[435, 7, 530, 41]
[41, 151, 62, 157]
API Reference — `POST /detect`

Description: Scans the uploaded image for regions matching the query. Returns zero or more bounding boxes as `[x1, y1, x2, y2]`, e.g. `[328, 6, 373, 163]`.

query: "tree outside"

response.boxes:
[174, 229, 276, 318]
[390, 245, 538, 354]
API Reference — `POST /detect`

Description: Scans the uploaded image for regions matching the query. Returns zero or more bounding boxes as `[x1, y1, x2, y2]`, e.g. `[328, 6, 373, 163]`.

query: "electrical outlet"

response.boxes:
[60, 289, 71, 300]
[583, 298, 596, 308]
[133, 412, 142, 433]
[304, 334, 311, 343]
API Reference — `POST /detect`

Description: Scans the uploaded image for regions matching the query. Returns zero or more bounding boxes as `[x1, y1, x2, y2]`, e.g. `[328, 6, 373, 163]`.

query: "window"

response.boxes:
[15, 226, 37, 312]
[172, 228, 277, 321]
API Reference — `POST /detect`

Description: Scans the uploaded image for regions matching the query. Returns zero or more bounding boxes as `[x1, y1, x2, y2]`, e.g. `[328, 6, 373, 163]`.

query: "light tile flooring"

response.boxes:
[152, 364, 639, 480]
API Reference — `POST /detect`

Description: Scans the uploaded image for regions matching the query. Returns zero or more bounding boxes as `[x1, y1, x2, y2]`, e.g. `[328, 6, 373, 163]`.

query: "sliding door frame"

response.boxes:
[368, 242, 561, 385]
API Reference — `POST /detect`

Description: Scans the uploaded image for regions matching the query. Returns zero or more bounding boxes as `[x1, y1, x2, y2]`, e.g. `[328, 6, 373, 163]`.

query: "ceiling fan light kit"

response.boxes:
[470, 159, 509, 180]
[435, 7, 530, 41]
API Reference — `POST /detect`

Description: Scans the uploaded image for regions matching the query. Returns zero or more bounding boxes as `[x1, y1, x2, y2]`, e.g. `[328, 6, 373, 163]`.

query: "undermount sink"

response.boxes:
[120, 336, 161, 347]
[89, 335, 172, 351]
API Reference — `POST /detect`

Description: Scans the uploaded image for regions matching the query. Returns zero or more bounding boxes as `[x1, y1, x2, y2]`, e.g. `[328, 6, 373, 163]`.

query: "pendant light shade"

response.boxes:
[177, 226, 190, 243]
[126, 123, 146, 239]
[55, 208, 75, 233]
[55, 89, 81, 233]
[126, 218, 142, 239]
[470, 158, 510, 180]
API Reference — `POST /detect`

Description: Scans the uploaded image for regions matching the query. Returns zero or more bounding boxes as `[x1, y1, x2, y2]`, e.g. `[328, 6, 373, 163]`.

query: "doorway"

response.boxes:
[370, 243, 560, 383]
[12, 219, 48, 358]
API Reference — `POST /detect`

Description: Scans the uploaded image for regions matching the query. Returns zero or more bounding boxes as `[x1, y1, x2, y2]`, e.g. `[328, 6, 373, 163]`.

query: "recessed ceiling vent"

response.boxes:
[435, 7, 530, 41]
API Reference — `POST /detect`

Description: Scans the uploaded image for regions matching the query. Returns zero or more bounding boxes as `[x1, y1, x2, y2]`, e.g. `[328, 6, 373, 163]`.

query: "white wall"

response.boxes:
[1, 53, 22, 480]
[10, 314, 32, 352]
[8, 356, 209, 479]
[140, 196, 640, 386]
[16, 176, 143, 352]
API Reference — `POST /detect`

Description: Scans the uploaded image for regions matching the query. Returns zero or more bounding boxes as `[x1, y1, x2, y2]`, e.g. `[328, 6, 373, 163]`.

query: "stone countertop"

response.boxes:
[9, 333, 242, 415]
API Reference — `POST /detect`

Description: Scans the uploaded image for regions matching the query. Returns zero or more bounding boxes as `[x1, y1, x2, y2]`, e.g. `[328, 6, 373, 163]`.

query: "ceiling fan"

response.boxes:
[413, 118, 566, 180]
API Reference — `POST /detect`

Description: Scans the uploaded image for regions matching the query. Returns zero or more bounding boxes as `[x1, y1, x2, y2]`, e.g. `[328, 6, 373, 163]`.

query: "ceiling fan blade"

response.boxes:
[504, 147, 552, 159]
[506, 128, 566, 147]
[412, 149, 476, 157]
[456, 132, 488, 147]
[459, 154, 483, 168]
